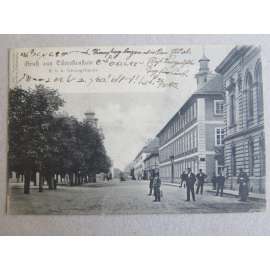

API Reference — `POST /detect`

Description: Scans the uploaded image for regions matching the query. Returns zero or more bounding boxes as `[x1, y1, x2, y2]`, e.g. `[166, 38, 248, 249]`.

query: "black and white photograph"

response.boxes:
[2, 1, 270, 269]
[7, 44, 266, 215]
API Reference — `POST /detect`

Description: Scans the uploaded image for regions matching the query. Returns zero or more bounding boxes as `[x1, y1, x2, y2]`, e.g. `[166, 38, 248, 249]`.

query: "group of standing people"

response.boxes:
[211, 171, 226, 196]
[148, 168, 210, 203]
[180, 168, 226, 201]
[147, 167, 250, 203]
[179, 168, 207, 201]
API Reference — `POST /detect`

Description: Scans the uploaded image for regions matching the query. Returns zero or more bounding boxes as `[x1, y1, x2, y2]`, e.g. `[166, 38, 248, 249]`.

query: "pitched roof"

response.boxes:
[194, 73, 223, 94]
[215, 45, 252, 74]
[156, 74, 223, 138]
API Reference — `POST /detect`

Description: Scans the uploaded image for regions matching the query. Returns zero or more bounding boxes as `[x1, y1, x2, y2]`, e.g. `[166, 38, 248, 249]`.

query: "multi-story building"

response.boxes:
[144, 151, 159, 180]
[133, 138, 159, 180]
[215, 45, 265, 193]
[133, 150, 149, 180]
[157, 53, 225, 182]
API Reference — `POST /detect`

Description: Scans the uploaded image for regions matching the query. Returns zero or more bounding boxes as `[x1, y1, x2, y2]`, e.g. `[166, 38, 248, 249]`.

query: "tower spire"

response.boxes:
[195, 47, 210, 88]
[85, 109, 98, 128]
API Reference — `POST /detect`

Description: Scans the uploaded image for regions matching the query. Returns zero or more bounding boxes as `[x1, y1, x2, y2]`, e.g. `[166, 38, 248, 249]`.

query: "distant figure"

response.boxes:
[237, 168, 249, 201]
[120, 172, 126, 181]
[153, 172, 161, 202]
[186, 168, 196, 201]
[148, 170, 154, 196]
[180, 170, 187, 188]
[106, 172, 112, 181]
[216, 171, 225, 196]
[211, 172, 217, 190]
[196, 169, 207, 195]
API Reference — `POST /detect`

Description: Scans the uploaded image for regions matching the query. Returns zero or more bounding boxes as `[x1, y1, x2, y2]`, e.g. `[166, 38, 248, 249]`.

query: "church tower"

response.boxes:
[84, 110, 98, 128]
[195, 49, 210, 88]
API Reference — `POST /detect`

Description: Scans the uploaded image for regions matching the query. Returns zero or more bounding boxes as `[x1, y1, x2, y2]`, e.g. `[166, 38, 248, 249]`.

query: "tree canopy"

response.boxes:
[8, 85, 112, 193]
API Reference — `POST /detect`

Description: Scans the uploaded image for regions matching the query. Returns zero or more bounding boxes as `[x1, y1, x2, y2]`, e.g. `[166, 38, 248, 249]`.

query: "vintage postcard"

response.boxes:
[7, 44, 266, 215]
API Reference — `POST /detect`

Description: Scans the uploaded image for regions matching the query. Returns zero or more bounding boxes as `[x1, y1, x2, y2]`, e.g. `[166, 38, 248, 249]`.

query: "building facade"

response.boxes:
[157, 53, 225, 182]
[133, 138, 159, 180]
[144, 152, 159, 179]
[215, 46, 265, 193]
[133, 150, 149, 180]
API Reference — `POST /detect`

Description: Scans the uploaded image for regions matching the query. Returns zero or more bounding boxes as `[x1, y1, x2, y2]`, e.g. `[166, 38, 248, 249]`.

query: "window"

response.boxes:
[194, 129, 197, 148]
[231, 144, 236, 176]
[215, 128, 225, 146]
[245, 71, 254, 119]
[187, 108, 190, 123]
[255, 61, 263, 116]
[259, 136, 265, 176]
[230, 94, 236, 126]
[214, 100, 224, 115]
[248, 139, 254, 176]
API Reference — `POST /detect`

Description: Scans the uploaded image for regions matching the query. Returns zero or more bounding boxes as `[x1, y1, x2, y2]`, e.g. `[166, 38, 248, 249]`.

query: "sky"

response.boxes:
[60, 45, 234, 170]
[11, 44, 234, 170]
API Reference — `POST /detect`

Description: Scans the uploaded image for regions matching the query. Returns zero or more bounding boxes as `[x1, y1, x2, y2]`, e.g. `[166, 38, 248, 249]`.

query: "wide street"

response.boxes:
[8, 179, 265, 215]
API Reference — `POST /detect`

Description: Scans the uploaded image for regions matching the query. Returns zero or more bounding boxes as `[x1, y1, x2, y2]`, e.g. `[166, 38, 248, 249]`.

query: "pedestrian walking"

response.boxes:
[180, 170, 187, 188]
[211, 172, 217, 190]
[153, 172, 161, 202]
[215, 171, 225, 196]
[186, 168, 196, 201]
[148, 170, 154, 196]
[196, 169, 207, 195]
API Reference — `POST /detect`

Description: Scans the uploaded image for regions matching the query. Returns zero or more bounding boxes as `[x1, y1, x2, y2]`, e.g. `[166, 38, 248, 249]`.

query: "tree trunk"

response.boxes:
[53, 174, 57, 190]
[75, 173, 78, 185]
[69, 173, 73, 186]
[16, 172, 19, 183]
[24, 171, 31, 194]
[61, 173, 65, 184]
[39, 174, 43, 192]
[47, 173, 53, 190]
[32, 171, 37, 186]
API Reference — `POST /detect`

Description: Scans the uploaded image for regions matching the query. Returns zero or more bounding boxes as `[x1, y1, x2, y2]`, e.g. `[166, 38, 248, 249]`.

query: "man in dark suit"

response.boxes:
[216, 171, 225, 197]
[153, 171, 161, 202]
[148, 170, 154, 196]
[180, 170, 187, 188]
[186, 168, 196, 201]
[196, 169, 207, 195]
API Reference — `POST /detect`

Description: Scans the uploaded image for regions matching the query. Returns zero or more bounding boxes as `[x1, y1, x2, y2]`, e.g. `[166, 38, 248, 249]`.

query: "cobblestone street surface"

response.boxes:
[8, 179, 266, 215]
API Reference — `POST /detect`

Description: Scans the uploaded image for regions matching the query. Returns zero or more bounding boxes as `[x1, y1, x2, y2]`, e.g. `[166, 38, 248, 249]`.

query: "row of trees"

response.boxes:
[8, 85, 112, 194]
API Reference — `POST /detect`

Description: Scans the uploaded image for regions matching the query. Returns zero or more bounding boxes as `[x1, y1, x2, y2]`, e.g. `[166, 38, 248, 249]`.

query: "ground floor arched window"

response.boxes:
[248, 139, 254, 176]
[259, 136, 266, 176]
[231, 144, 236, 176]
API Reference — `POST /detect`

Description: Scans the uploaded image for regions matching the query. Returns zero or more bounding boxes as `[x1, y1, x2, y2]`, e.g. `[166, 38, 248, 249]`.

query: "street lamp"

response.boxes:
[170, 155, 175, 183]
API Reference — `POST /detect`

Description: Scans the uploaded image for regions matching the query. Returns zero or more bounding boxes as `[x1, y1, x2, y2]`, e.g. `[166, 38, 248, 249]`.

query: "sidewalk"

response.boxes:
[207, 189, 266, 202]
[162, 182, 266, 202]
[9, 179, 120, 190]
